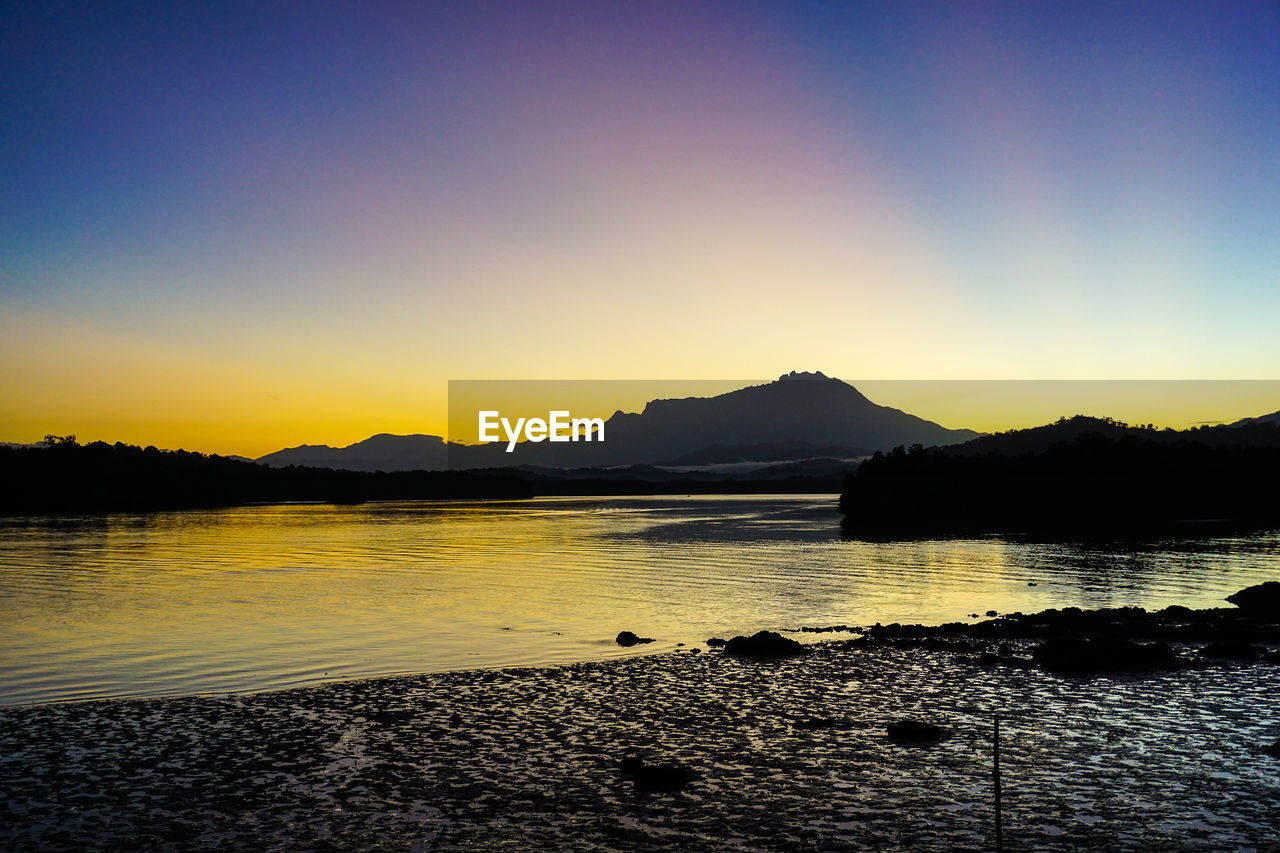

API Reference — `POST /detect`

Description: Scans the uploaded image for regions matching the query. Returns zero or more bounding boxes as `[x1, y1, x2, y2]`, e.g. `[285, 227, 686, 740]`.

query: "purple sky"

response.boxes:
[3, 1, 1278, 454]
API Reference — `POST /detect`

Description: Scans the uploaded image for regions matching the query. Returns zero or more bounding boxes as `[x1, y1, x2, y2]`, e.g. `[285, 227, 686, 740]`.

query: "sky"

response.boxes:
[3, 1, 1278, 456]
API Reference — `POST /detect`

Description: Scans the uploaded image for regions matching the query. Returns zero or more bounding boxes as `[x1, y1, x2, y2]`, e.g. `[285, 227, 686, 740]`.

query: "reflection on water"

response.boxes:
[0, 495, 1277, 706]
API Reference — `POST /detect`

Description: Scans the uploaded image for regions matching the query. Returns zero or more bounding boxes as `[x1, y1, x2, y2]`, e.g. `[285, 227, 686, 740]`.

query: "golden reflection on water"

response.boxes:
[0, 495, 1277, 705]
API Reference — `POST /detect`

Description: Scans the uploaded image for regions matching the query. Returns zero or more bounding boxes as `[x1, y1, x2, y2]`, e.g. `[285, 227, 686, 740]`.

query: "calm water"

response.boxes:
[1, 494, 1278, 706]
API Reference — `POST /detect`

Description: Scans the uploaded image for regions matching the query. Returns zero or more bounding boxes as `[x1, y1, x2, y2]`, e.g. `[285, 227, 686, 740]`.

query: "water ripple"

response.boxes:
[1, 496, 1278, 706]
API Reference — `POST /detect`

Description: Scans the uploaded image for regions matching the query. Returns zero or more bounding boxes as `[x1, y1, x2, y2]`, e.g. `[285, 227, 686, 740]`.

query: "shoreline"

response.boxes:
[6, 589, 1279, 712]
[3, 598, 1279, 851]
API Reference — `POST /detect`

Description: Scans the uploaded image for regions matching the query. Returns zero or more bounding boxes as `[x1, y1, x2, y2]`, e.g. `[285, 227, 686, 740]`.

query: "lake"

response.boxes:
[2, 494, 1278, 706]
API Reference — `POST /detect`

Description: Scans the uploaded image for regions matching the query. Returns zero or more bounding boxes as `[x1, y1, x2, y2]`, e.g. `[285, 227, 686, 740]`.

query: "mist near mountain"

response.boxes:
[661, 440, 874, 467]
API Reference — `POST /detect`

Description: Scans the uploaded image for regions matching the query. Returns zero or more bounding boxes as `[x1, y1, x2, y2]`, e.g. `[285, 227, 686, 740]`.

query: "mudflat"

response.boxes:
[3, 632, 1278, 851]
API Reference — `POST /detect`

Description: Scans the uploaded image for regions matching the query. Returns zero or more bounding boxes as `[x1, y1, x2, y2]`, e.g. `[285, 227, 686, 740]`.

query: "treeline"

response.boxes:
[519, 472, 843, 496]
[839, 418, 1280, 535]
[0, 438, 533, 514]
[948, 414, 1280, 457]
[0, 437, 845, 515]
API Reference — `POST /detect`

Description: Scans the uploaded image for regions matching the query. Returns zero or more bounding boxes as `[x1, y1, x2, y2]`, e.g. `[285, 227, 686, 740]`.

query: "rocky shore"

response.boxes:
[807, 581, 1280, 676]
[2, 587, 1279, 851]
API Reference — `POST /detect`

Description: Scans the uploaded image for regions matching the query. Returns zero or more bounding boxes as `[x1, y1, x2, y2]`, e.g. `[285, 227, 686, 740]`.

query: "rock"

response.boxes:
[619, 755, 695, 791]
[615, 631, 654, 647]
[985, 610, 998, 617]
[723, 630, 806, 657]
[706, 637, 727, 647]
[886, 719, 949, 743]
[1226, 582, 1280, 617]
[1200, 640, 1259, 660]
[1032, 637, 1179, 674]
[1264, 739, 1280, 758]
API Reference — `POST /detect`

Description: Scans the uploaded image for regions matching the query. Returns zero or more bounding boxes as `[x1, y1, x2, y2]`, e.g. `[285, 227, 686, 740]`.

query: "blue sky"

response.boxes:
[3, 1, 1278, 454]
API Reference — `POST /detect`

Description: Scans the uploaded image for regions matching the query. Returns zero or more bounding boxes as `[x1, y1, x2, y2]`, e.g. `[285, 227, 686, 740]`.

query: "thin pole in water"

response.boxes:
[994, 714, 1003, 852]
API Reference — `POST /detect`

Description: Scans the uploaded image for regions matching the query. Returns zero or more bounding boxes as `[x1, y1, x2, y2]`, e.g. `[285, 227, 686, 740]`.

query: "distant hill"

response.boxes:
[946, 414, 1280, 457]
[947, 415, 1143, 456]
[1232, 409, 1280, 427]
[257, 433, 449, 472]
[450, 371, 977, 469]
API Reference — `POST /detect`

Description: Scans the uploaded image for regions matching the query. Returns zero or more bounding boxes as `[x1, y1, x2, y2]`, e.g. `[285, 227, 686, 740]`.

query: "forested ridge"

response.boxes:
[839, 416, 1280, 534]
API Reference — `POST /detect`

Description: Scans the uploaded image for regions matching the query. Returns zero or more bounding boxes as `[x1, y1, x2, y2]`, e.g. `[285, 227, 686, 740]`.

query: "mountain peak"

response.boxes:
[777, 370, 830, 381]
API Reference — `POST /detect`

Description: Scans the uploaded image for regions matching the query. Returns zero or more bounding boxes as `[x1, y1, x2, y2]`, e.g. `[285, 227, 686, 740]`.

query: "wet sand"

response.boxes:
[2, 639, 1279, 851]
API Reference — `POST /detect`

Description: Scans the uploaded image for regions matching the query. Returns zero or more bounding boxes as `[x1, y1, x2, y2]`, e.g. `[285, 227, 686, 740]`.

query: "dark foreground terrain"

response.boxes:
[3, 615, 1279, 851]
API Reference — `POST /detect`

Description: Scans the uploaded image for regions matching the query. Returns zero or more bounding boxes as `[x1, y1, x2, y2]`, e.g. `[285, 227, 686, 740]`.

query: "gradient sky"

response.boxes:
[3, 1, 1278, 456]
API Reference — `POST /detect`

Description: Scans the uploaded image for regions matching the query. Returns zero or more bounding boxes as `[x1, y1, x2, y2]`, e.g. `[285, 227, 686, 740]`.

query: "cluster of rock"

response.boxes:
[720, 630, 806, 657]
[613, 582, 1280, 678]
[615, 629, 808, 657]
[604, 590, 1280, 800]
[832, 582, 1280, 675]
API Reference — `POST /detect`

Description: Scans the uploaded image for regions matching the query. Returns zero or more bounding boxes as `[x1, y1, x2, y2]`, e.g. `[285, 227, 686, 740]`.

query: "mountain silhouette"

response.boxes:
[1232, 409, 1280, 427]
[449, 372, 977, 469]
[257, 433, 450, 472]
[253, 374, 978, 472]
